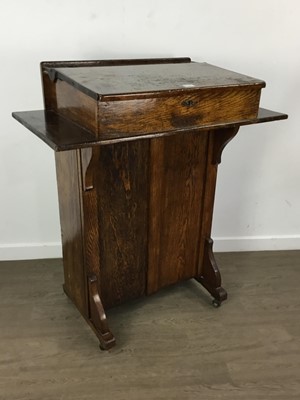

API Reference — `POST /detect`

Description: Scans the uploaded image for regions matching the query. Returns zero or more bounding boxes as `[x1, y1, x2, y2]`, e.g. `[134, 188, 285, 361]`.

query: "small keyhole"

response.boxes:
[182, 99, 194, 107]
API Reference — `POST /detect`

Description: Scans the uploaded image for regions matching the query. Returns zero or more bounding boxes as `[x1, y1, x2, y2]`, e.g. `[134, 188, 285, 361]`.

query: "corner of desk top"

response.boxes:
[12, 110, 62, 152]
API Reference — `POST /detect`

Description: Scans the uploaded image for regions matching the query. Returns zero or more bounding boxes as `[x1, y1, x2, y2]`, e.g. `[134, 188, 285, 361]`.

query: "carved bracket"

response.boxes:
[195, 238, 227, 304]
[88, 275, 116, 350]
[212, 126, 239, 165]
[80, 148, 99, 191]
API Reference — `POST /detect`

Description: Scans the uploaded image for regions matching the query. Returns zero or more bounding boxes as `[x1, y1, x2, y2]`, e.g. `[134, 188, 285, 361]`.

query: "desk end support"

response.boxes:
[195, 238, 227, 307]
[88, 275, 116, 350]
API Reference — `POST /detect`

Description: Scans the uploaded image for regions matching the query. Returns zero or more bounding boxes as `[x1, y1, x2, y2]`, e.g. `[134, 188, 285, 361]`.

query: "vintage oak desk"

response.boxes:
[13, 57, 287, 350]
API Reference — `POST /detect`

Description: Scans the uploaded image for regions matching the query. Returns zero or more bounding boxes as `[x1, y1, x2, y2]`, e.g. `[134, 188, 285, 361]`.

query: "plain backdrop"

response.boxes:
[0, 0, 299, 260]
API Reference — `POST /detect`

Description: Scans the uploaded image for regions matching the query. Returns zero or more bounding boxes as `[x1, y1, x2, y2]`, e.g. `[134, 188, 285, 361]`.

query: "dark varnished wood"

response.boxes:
[212, 126, 240, 165]
[42, 57, 191, 71]
[12, 108, 288, 151]
[78, 147, 108, 344]
[97, 141, 149, 308]
[40, 58, 191, 102]
[147, 132, 208, 293]
[41, 63, 57, 111]
[88, 275, 116, 350]
[52, 62, 265, 100]
[98, 86, 261, 135]
[12, 110, 96, 151]
[196, 127, 240, 304]
[42, 60, 264, 137]
[55, 80, 98, 134]
[80, 147, 94, 191]
[41, 58, 192, 138]
[12, 57, 288, 350]
[79, 148, 101, 282]
[55, 150, 87, 315]
[41, 60, 98, 135]
[56, 147, 117, 345]
[195, 238, 228, 304]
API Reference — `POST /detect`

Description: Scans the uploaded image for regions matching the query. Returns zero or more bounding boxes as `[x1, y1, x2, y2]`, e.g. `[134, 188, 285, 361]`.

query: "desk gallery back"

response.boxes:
[13, 57, 287, 350]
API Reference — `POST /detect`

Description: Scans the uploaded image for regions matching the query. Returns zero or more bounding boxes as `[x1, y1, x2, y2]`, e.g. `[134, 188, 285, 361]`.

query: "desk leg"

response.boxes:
[88, 275, 116, 350]
[195, 238, 227, 307]
[80, 148, 116, 350]
[196, 127, 239, 306]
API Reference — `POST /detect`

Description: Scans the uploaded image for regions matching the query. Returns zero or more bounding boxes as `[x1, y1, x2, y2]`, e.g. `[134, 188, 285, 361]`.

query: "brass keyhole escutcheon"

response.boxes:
[181, 99, 194, 107]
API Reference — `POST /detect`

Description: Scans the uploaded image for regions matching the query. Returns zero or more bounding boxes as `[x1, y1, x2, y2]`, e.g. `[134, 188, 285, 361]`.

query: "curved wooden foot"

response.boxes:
[195, 238, 227, 304]
[88, 275, 116, 350]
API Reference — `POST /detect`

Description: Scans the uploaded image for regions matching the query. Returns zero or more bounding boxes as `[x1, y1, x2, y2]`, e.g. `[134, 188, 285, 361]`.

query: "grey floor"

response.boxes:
[0, 251, 299, 400]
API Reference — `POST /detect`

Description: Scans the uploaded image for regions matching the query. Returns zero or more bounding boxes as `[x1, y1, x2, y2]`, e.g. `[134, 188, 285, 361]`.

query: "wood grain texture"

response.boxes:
[78, 147, 101, 281]
[1, 251, 300, 399]
[197, 127, 240, 277]
[88, 275, 116, 350]
[97, 141, 149, 308]
[56, 80, 98, 134]
[55, 150, 86, 315]
[12, 110, 96, 151]
[41, 64, 57, 110]
[53, 61, 265, 100]
[77, 148, 117, 347]
[12, 108, 288, 150]
[98, 87, 261, 134]
[195, 238, 227, 304]
[41, 59, 264, 136]
[147, 132, 208, 293]
[80, 147, 94, 191]
[12, 58, 289, 352]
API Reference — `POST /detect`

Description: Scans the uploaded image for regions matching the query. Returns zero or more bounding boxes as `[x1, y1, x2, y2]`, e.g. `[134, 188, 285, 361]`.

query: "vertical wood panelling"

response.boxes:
[97, 141, 149, 308]
[148, 132, 208, 293]
[197, 127, 239, 276]
[55, 150, 86, 315]
[79, 148, 101, 314]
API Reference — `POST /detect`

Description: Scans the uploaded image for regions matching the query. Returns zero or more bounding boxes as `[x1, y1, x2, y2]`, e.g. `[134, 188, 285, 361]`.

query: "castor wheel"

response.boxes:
[212, 299, 221, 308]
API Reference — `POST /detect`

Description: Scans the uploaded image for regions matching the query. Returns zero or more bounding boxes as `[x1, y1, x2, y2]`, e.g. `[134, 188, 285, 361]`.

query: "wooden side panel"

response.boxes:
[147, 131, 208, 293]
[55, 150, 87, 315]
[56, 80, 98, 134]
[97, 141, 149, 308]
[41, 64, 98, 135]
[197, 127, 239, 276]
[79, 148, 101, 278]
[41, 66, 57, 110]
[98, 87, 261, 135]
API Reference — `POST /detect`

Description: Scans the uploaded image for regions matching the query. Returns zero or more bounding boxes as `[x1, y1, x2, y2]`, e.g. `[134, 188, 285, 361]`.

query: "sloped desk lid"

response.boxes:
[49, 61, 266, 101]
